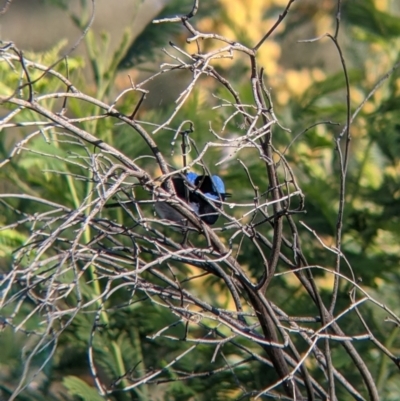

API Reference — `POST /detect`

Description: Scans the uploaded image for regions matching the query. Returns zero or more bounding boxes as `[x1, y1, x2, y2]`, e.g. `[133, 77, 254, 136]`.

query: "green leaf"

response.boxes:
[0, 228, 28, 257]
[344, 0, 400, 40]
[63, 376, 105, 401]
[300, 69, 364, 109]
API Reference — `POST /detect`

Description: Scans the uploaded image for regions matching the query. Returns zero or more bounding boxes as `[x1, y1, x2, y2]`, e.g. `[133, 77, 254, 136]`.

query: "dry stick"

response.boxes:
[249, 63, 283, 293]
[256, 280, 315, 400]
[146, 195, 302, 398]
[247, 76, 293, 401]
[182, 18, 254, 127]
[271, 211, 343, 401]
[276, 3, 350, 399]
[141, 269, 272, 347]
[282, 315, 367, 401]
[0, 94, 260, 395]
[329, 30, 352, 316]
[351, 291, 400, 369]
[246, 290, 302, 399]
[176, 11, 304, 396]
[246, 54, 301, 397]
[288, 221, 380, 400]
[253, 0, 296, 51]
[0, 0, 13, 14]
[185, 0, 199, 19]
[286, 210, 380, 400]
[255, 65, 314, 394]
[0, 54, 170, 180]
[325, 3, 352, 397]
[145, 242, 246, 319]
[0, 52, 80, 95]
[0, 93, 171, 180]
[0, 1, 95, 105]
[2, 5, 390, 396]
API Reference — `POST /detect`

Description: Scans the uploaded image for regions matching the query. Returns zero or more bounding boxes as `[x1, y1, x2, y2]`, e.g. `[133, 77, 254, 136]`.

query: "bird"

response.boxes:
[155, 172, 229, 226]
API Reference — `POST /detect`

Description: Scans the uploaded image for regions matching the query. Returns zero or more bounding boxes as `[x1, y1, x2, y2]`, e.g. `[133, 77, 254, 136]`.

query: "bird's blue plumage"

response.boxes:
[186, 172, 198, 185]
[207, 175, 226, 200]
[155, 171, 229, 226]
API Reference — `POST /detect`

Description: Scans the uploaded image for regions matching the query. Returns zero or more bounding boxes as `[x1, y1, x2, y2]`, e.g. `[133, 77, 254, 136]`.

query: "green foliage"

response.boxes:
[344, 0, 400, 40]
[63, 376, 105, 401]
[118, 0, 223, 69]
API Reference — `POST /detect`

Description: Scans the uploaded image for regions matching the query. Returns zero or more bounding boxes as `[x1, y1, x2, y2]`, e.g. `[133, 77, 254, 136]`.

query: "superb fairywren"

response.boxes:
[155, 172, 229, 225]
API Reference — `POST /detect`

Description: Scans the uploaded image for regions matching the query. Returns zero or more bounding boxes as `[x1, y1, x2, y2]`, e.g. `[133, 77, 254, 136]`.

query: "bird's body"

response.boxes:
[155, 172, 229, 226]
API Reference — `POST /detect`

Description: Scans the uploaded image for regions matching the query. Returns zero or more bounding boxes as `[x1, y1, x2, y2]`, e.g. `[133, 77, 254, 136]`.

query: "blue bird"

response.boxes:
[155, 172, 229, 225]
